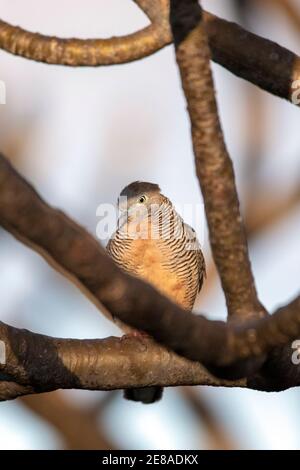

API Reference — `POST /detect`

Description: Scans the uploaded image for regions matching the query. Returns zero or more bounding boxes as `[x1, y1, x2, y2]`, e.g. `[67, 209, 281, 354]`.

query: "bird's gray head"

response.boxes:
[119, 181, 163, 210]
[117, 181, 166, 226]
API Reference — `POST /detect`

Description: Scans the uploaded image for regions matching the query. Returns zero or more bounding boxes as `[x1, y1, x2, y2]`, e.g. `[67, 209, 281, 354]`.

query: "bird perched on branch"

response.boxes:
[107, 182, 206, 404]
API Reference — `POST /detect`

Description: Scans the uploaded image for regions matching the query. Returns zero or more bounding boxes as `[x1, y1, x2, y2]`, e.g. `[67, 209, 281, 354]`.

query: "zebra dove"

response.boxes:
[107, 182, 206, 404]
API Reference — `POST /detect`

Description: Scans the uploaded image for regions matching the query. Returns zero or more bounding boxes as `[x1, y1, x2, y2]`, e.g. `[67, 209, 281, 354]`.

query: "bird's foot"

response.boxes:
[120, 330, 149, 341]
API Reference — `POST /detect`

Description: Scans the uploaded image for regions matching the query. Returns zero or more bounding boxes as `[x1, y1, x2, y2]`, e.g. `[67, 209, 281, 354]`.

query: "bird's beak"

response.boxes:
[117, 205, 148, 229]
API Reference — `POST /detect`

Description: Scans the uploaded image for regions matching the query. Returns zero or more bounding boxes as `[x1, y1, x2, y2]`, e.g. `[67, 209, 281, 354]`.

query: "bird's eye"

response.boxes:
[138, 195, 147, 203]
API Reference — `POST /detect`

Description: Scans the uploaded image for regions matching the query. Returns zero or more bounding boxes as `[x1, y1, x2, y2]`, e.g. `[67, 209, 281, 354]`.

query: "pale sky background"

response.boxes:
[0, 0, 300, 450]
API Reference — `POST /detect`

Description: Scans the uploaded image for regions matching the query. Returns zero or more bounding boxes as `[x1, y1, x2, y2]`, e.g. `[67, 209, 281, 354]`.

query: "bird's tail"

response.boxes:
[124, 386, 163, 404]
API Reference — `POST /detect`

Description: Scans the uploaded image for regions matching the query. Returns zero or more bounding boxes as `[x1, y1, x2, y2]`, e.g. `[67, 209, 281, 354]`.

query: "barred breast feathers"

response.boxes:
[106, 195, 206, 309]
[155, 198, 206, 296]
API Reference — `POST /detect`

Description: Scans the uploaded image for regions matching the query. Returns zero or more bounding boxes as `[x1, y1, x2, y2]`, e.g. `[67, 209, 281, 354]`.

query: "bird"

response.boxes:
[107, 181, 206, 404]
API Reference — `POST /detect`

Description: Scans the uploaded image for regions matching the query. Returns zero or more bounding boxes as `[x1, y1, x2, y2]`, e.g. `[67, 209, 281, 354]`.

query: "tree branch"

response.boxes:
[204, 10, 300, 106]
[170, 0, 265, 319]
[1, 300, 300, 402]
[0, 2, 299, 106]
[182, 388, 238, 450]
[1, 154, 300, 385]
[246, 186, 300, 236]
[0, 322, 244, 402]
[21, 392, 115, 450]
[0, 1, 170, 66]
[263, 0, 300, 34]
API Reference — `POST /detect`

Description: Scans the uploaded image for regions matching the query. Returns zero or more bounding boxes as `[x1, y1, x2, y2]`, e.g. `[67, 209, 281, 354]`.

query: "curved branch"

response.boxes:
[0, 1, 170, 66]
[0, 23, 169, 67]
[133, 0, 169, 24]
[0, 2, 299, 107]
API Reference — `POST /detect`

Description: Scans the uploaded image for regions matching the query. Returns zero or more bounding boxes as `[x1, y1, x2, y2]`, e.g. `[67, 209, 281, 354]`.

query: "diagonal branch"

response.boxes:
[1, 155, 300, 382]
[204, 11, 300, 106]
[264, 0, 300, 33]
[246, 186, 300, 236]
[169, 0, 265, 319]
[182, 388, 238, 450]
[21, 392, 115, 450]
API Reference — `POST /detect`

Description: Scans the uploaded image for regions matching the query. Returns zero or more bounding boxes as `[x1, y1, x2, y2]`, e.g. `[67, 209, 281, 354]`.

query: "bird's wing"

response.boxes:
[183, 222, 206, 293]
[106, 231, 139, 275]
[106, 235, 114, 255]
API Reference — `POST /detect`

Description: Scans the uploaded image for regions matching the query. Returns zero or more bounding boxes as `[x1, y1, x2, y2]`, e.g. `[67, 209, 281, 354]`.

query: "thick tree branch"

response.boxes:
[0, 322, 244, 402]
[0, 2, 299, 106]
[1, 155, 300, 384]
[204, 11, 300, 106]
[1, 301, 300, 402]
[170, 0, 264, 319]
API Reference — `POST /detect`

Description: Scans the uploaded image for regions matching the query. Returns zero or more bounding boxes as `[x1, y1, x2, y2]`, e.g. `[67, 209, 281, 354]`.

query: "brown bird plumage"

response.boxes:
[107, 182, 206, 403]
